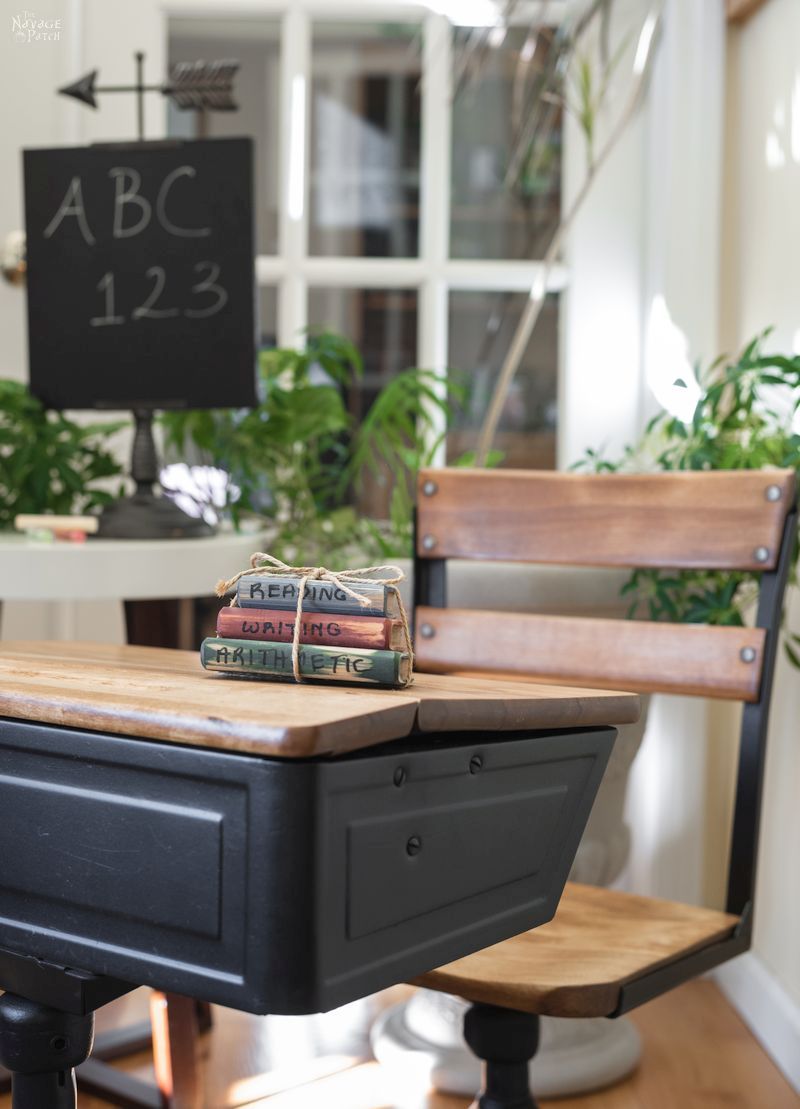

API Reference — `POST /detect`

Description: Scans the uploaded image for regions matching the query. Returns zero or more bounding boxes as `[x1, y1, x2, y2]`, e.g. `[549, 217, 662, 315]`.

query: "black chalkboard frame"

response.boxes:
[23, 136, 258, 412]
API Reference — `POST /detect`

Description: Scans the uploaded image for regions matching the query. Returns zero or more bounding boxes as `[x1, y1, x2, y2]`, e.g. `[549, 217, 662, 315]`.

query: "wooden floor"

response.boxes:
[0, 980, 796, 1108]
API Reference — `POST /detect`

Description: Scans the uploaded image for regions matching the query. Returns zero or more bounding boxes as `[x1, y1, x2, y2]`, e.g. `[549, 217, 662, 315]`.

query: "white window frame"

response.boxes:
[166, 0, 568, 455]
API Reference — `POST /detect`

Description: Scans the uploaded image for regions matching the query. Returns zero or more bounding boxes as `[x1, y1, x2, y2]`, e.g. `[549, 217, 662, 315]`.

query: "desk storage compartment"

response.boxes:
[0, 719, 613, 1013]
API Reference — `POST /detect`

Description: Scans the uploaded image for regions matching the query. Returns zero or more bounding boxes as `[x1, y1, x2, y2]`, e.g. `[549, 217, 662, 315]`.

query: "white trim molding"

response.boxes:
[714, 954, 800, 1093]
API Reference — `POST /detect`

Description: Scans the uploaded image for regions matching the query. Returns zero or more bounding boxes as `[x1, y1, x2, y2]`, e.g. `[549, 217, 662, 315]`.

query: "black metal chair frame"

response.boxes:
[413, 504, 797, 1108]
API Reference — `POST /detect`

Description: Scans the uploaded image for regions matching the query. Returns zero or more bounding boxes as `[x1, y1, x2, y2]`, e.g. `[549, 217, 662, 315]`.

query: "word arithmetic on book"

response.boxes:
[201, 639, 411, 687]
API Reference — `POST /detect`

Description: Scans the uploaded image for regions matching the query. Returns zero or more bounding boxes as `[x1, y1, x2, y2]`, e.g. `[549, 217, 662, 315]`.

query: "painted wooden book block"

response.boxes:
[201, 637, 411, 687]
[216, 606, 406, 650]
[235, 575, 401, 617]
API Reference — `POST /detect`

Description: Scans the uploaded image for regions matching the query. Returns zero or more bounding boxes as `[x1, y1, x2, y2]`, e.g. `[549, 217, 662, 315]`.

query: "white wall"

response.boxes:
[715, 0, 800, 1078]
[564, 0, 727, 911]
[560, 0, 647, 469]
[0, 0, 81, 381]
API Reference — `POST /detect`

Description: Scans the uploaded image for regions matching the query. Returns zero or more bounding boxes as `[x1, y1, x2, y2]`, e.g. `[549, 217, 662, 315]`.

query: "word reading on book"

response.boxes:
[237, 574, 401, 618]
[249, 581, 347, 604]
[23, 137, 256, 410]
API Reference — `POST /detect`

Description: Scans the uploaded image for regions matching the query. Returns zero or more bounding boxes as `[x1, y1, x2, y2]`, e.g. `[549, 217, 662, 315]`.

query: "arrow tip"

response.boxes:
[58, 69, 99, 108]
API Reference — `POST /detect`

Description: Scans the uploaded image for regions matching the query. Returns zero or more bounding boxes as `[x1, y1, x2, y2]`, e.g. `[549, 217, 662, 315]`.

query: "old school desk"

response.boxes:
[0, 641, 639, 1108]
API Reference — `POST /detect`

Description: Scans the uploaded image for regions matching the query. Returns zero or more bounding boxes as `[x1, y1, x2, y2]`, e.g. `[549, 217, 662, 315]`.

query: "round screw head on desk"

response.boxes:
[422, 480, 438, 497]
[740, 646, 757, 663]
[753, 546, 770, 563]
[765, 484, 782, 502]
[419, 623, 435, 639]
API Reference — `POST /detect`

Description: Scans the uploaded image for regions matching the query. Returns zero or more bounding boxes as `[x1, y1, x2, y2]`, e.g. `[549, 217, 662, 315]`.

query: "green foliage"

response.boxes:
[566, 24, 631, 169]
[576, 329, 800, 662]
[0, 380, 124, 530]
[160, 331, 463, 565]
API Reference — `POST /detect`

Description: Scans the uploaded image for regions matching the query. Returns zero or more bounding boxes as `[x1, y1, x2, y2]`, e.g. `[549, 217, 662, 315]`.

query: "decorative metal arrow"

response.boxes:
[59, 51, 239, 140]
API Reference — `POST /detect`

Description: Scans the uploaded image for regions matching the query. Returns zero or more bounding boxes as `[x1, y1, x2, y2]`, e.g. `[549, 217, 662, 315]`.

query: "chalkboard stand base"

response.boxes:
[97, 492, 214, 540]
[97, 408, 215, 540]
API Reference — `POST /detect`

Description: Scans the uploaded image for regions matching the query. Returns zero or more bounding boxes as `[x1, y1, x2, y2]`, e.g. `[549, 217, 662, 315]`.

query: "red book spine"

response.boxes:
[215, 606, 394, 649]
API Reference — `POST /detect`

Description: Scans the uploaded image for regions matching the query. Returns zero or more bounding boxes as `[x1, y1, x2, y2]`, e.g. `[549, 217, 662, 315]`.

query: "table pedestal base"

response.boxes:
[0, 993, 94, 1109]
[372, 993, 641, 1100]
[463, 1003, 540, 1109]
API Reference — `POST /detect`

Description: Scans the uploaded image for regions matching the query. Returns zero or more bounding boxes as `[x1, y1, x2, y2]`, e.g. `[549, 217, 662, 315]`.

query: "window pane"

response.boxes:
[308, 287, 418, 517]
[168, 19, 280, 255]
[310, 23, 422, 258]
[258, 286, 278, 351]
[448, 291, 558, 468]
[450, 27, 562, 260]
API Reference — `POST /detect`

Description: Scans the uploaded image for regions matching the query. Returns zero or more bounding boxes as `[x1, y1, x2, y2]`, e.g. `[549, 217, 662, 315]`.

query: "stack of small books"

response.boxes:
[200, 572, 412, 688]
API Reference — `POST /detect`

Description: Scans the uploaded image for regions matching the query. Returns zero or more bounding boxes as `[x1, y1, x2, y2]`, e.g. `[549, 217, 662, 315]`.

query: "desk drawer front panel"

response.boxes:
[315, 727, 615, 1012]
[0, 773, 223, 936]
[0, 719, 281, 1010]
[347, 785, 567, 938]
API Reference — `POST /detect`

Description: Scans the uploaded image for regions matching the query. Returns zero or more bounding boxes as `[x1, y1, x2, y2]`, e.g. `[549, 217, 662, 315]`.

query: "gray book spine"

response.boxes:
[236, 575, 390, 616]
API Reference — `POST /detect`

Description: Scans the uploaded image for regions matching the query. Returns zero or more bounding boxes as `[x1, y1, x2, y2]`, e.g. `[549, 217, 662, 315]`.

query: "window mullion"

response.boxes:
[419, 12, 452, 465]
[277, 3, 310, 347]
[420, 11, 451, 272]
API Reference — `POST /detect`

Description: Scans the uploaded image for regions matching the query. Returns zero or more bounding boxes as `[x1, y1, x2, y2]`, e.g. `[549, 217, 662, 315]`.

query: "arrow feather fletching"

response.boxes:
[167, 59, 240, 111]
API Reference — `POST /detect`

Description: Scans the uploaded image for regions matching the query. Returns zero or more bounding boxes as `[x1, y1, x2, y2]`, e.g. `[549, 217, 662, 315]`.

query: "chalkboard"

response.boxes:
[23, 137, 257, 410]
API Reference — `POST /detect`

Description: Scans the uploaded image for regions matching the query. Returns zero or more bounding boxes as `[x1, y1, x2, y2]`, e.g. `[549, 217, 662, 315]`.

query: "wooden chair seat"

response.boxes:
[413, 882, 739, 1019]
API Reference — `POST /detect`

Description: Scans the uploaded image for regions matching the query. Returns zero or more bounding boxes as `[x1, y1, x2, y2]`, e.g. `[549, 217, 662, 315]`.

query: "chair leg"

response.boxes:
[463, 1003, 540, 1109]
[150, 992, 203, 1109]
[194, 1000, 213, 1036]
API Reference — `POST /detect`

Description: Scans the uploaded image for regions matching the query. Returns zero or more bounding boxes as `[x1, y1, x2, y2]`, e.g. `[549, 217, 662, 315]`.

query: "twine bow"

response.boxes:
[215, 552, 414, 685]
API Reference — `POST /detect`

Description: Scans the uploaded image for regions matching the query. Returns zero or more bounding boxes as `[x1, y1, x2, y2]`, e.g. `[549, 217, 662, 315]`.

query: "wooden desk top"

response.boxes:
[0, 641, 640, 758]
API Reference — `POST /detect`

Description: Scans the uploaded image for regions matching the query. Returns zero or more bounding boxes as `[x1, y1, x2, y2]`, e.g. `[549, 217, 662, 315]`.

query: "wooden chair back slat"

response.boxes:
[416, 469, 796, 570]
[415, 608, 766, 702]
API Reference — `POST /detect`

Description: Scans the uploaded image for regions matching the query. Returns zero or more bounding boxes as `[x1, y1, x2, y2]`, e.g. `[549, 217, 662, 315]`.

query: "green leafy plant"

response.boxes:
[576, 330, 800, 663]
[0, 380, 124, 530]
[160, 331, 462, 564]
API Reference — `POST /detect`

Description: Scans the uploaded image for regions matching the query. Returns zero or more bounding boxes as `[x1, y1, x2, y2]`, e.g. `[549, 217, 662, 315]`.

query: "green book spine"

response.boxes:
[201, 637, 410, 687]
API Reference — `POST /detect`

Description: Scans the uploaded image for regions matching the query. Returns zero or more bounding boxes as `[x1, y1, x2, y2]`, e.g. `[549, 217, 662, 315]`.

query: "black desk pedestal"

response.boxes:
[0, 993, 94, 1109]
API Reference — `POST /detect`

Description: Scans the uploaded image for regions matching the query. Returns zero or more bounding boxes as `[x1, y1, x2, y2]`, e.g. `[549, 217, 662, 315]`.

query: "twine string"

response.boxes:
[216, 552, 414, 685]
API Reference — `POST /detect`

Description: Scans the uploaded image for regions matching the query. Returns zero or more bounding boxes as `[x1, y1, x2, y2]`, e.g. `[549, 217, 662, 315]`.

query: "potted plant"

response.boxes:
[159, 330, 463, 570]
[578, 330, 800, 660]
[0, 380, 123, 530]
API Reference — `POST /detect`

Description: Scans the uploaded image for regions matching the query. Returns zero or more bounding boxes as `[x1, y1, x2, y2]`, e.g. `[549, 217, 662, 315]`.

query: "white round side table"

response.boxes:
[0, 530, 265, 643]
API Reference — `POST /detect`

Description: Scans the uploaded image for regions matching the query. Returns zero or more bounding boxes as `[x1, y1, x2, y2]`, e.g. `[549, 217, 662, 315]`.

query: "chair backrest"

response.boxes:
[413, 467, 797, 920]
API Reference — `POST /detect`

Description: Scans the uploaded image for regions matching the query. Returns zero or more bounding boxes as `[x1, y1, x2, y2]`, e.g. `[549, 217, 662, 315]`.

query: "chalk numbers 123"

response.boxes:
[90, 261, 228, 328]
